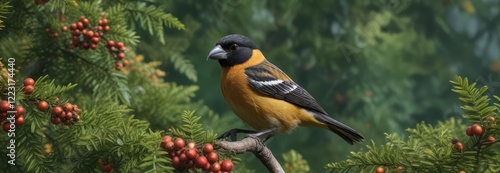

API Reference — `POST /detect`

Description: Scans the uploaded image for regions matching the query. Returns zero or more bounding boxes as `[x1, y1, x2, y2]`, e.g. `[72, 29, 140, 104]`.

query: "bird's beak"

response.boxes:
[207, 45, 227, 60]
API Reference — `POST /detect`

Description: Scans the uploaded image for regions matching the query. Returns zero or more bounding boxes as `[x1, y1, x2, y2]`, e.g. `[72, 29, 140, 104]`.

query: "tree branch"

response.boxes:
[216, 136, 284, 173]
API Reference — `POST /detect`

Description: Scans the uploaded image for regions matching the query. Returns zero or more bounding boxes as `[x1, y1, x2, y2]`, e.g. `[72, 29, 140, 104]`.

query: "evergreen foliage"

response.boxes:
[327, 77, 500, 173]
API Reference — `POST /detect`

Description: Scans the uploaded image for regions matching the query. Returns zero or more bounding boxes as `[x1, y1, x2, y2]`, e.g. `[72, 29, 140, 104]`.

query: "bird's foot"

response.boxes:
[218, 129, 256, 141]
[244, 127, 277, 141]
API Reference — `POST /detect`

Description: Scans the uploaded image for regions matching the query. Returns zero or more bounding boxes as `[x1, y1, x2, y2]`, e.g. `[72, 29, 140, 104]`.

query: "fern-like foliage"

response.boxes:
[170, 111, 218, 145]
[0, 0, 11, 30]
[451, 76, 496, 123]
[282, 150, 310, 173]
[125, 2, 185, 44]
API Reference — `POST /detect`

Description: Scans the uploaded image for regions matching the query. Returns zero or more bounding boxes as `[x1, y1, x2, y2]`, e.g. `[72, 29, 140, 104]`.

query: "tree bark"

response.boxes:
[216, 136, 284, 173]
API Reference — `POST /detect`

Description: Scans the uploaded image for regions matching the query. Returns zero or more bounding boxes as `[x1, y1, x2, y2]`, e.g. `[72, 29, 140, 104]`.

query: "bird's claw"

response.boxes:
[217, 129, 256, 141]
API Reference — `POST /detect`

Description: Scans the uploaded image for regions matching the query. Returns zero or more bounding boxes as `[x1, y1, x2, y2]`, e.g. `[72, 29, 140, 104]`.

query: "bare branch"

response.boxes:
[216, 136, 284, 173]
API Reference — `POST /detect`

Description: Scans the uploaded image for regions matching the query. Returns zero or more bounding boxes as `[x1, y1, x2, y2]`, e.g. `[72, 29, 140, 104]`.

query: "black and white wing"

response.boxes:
[244, 61, 327, 115]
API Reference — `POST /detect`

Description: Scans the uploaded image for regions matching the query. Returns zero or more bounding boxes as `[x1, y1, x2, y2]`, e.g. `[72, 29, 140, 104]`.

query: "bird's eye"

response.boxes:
[230, 44, 238, 51]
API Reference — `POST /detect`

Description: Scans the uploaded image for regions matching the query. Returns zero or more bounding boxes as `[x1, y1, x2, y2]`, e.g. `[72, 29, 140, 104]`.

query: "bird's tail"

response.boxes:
[311, 112, 364, 145]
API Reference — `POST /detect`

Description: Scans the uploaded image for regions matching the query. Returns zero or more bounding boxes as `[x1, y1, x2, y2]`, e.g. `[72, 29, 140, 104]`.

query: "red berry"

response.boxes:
[24, 78, 35, 86]
[211, 162, 221, 172]
[203, 143, 214, 154]
[91, 37, 100, 44]
[466, 126, 473, 136]
[376, 166, 385, 173]
[66, 112, 73, 119]
[187, 141, 196, 149]
[195, 156, 208, 168]
[104, 25, 110, 32]
[454, 141, 463, 153]
[202, 161, 211, 171]
[87, 30, 94, 38]
[90, 44, 98, 50]
[102, 18, 108, 25]
[178, 153, 188, 163]
[15, 106, 25, 116]
[82, 29, 88, 35]
[70, 23, 77, 30]
[64, 103, 73, 112]
[3, 122, 11, 132]
[115, 62, 122, 70]
[174, 138, 185, 149]
[79, 16, 86, 22]
[116, 53, 125, 60]
[98, 20, 103, 26]
[24, 85, 34, 95]
[81, 18, 89, 27]
[171, 156, 181, 169]
[52, 33, 59, 39]
[100, 163, 112, 172]
[61, 26, 68, 32]
[471, 124, 483, 136]
[487, 136, 496, 144]
[207, 152, 218, 163]
[71, 29, 80, 36]
[122, 60, 129, 67]
[52, 106, 63, 116]
[115, 42, 124, 49]
[59, 111, 66, 119]
[98, 26, 103, 31]
[185, 148, 198, 160]
[107, 40, 115, 48]
[37, 100, 49, 111]
[76, 22, 84, 30]
[0, 100, 10, 112]
[51, 117, 61, 125]
[74, 114, 80, 121]
[163, 141, 174, 151]
[15, 115, 24, 126]
[220, 160, 233, 171]
[161, 136, 172, 149]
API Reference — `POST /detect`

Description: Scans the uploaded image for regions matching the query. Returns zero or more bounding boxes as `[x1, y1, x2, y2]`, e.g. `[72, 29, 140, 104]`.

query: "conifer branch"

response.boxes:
[216, 136, 285, 173]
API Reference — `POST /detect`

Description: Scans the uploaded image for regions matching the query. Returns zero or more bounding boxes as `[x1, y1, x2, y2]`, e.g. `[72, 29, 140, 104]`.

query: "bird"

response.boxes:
[207, 34, 364, 145]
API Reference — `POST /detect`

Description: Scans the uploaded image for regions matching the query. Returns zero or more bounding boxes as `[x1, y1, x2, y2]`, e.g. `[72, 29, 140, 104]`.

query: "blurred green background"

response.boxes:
[135, 0, 500, 172]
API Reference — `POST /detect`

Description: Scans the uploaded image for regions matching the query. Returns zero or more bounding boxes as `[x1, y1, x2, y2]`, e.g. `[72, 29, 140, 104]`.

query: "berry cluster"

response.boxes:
[98, 159, 114, 173]
[161, 136, 234, 172]
[24, 78, 35, 95]
[1, 102, 25, 132]
[50, 102, 81, 126]
[105, 40, 128, 70]
[465, 120, 497, 144]
[454, 118, 498, 153]
[68, 16, 109, 50]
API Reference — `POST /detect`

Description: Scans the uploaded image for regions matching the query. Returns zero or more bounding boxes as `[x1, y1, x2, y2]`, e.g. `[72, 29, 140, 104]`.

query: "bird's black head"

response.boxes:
[207, 34, 258, 67]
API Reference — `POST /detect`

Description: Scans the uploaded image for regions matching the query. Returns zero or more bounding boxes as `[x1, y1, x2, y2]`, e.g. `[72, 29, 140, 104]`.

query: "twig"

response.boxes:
[216, 136, 284, 173]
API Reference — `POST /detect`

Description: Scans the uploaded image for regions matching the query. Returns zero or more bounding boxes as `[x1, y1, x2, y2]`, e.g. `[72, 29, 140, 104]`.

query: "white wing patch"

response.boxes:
[254, 79, 284, 85]
[249, 79, 298, 94]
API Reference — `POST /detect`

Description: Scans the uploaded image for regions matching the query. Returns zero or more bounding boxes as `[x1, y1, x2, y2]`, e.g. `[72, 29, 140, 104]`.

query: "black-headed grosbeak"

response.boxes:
[207, 34, 364, 145]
